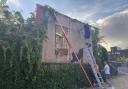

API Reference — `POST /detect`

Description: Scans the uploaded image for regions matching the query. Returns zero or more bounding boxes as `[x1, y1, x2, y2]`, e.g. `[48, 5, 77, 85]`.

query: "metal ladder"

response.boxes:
[84, 46, 105, 89]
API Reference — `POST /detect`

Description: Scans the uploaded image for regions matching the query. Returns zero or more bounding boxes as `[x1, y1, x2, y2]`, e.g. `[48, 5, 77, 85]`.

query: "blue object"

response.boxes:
[84, 24, 91, 39]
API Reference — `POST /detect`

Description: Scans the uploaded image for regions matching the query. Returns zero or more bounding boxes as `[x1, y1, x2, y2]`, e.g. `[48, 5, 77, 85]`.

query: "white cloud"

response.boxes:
[96, 9, 128, 50]
[65, 5, 97, 23]
[7, 0, 22, 8]
[66, 11, 95, 23]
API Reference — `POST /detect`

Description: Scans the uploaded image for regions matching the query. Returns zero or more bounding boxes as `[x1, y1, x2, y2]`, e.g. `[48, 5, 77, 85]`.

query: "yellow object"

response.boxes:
[56, 32, 63, 37]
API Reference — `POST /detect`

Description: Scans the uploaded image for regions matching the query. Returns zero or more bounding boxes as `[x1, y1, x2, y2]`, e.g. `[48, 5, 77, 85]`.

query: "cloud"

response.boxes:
[63, 0, 128, 24]
[64, 5, 98, 23]
[96, 9, 128, 50]
[7, 0, 22, 8]
[96, 0, 128, 12]
[66, 10, 95, 23]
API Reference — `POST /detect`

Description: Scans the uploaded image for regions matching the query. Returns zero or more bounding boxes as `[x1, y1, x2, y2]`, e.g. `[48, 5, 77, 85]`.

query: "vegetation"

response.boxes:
[0, 1, 45, 89]
[117, 56, 128, 63]
[38, 64, 95, 89]
[92, 27, 108, 68]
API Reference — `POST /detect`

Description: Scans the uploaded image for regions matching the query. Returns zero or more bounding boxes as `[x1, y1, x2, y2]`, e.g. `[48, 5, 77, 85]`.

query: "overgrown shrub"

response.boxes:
[37, 64, 95, 89]
[0, 9, 46, 88]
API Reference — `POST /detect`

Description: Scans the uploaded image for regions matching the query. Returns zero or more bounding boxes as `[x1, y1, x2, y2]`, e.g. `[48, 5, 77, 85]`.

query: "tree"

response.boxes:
[92, 27, 99, 62]
[92, 27, 108, 68]
[0, 0, 7, 13]
[117, 56, 127, 63]
[0, 4, 47, 88]
[98, 45, 108, 62]
[0, 0, 10, 18]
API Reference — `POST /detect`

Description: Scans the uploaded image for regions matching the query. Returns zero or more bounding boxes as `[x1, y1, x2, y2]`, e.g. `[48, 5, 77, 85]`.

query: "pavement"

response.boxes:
[118, 66, 128, 75]
[105, 66, 128, 89]
[86, 66, 128, 89]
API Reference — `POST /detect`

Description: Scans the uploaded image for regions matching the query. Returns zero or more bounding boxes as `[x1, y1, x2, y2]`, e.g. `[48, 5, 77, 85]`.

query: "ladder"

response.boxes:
[84, 46, 105, 88]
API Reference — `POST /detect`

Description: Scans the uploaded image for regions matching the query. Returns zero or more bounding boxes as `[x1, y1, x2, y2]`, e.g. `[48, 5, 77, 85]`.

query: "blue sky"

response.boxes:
[7, 0, 128, 22]
[7, 0, 128, 49]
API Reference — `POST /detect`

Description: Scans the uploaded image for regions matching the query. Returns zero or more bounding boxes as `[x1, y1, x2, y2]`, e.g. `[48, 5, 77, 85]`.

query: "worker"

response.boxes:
[93, 64, 99, 73]
[103, 61, 112, 87]
[71, 48, 83, 63]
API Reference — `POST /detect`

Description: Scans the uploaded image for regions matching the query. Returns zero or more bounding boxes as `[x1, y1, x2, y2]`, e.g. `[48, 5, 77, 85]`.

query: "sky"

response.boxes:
[7, 0, 128, 50]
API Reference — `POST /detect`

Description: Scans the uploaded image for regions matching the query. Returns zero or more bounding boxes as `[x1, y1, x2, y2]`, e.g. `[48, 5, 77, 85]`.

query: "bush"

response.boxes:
[0, 53, 95, 89]
[37, 64, 95, 89]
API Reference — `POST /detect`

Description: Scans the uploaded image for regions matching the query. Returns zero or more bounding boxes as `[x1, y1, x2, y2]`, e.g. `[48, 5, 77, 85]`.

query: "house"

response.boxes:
[36, 5, 94, 63]
[108, 46, 128, 61]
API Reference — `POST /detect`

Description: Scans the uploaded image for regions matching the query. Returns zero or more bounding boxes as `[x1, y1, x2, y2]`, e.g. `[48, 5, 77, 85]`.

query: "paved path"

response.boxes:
[87, 74, 128, 89]
[87, 67, 128, 89]
[118, 66, 128, 75]
[111, 74, 128, 89]
[111, 66, 128, 89]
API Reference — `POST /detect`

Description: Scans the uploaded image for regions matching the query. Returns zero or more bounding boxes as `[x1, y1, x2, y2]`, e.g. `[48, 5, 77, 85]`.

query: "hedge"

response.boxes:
[40, 63, 95, 89]
[0, 57, 95, 89]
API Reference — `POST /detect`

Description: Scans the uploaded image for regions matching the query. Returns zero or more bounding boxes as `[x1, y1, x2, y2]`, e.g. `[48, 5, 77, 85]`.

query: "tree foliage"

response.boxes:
[117, 56, 128, 63]
[0, 3, 46, 89]
[92, 27, 108, 68]
[98, 45, 108, 62]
